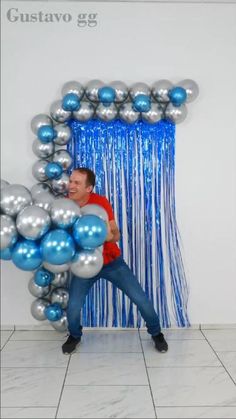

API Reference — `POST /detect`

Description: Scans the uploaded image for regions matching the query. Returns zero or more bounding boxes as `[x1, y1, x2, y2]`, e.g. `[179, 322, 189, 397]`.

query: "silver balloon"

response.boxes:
[43, 261, 70, 273]
[119, 102, 140, 124]
[0, 215, 18, 250]
[32, 160, 49, 182]
[70, 249, 103, 279]
[31, 298, 50, 321]
[73, 101, 95, 121]
[34, 192, 55, 212]
[52, 150, 72, 170]
[151, 80, 173, 103]
[85, 79, 103, 102]
[51, 271, 69, 287]
[28, 277, 50, 298]
[50, 310, 68, 332]
[51, 173, 69, 194]
[0, 184, 32, 217]
[53, 124, 72, 146]
[142, 104, 163, 123]
[165, 103, 188, 124]
[50, 198, 81, 229]
[61, 80, 84, 99]
[1, 179, 10, 190]
[110, 80, 129, 103]
[32, 139, 55, 159]
[31, 183, 52, 197]
[129, 82, 150, 99]
[16, 205, 51, 240]
[81, 204, 108, 221]
[178, 79, 199, 103]
[51, 287, 69, 309]
[50, 100, 71, 123]
[95, 103, 118, 122]
[31, 114, 52, 135]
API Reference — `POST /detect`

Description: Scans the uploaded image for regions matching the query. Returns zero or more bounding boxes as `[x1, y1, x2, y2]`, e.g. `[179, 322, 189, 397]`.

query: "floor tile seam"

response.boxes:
[55, 352, 72, 418]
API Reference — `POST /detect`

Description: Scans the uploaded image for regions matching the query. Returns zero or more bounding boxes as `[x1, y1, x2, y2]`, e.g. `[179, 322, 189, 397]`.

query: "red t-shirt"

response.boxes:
[80, 193, 121, 265]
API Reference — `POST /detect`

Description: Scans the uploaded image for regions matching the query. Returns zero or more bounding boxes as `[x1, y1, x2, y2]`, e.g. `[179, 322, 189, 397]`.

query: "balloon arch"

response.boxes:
[0, 79, 199, 331]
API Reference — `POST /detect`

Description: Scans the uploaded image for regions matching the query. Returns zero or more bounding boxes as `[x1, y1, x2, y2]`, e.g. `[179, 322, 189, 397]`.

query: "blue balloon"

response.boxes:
[73, 214, 107, 249]
[37, 125, 56, 143]
[40, 229, 75, 265]
[62, 93, 80, 111]
[34, 267, 54, 286]
[12, 240, 42, 271]
[98, 86, 116, 106]
[133, 94, 151, 112]
[45, 162, 63, 180]
[45, 303, 63, 321]
[168, 87, 187, 106]
[0, 247, 13, 260]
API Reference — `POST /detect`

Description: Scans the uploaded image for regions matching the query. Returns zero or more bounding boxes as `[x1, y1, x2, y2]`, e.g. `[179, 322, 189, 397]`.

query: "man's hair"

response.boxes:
[73, 168, 96, 188]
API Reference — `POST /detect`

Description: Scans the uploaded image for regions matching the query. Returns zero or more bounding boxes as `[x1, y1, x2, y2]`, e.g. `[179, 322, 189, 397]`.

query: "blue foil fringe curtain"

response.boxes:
[67, 119, 190, 328]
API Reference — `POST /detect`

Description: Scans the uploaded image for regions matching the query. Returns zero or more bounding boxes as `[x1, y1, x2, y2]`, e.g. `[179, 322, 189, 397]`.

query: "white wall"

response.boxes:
[1, 1, 236, 326]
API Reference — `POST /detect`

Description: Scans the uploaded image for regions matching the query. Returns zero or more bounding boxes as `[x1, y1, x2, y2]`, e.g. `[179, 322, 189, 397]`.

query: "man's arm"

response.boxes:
[106, 220, 120, 243]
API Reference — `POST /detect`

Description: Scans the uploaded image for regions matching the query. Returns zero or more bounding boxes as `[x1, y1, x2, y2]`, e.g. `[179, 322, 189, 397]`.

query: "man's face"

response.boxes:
[68, 171, 93, 201]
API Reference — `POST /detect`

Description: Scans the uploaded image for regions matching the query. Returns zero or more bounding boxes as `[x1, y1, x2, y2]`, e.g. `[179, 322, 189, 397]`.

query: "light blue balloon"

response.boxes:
[45, 162, 63, 180]
[34, 268, 54, 287]
[98, 86, 116, 106]
[12, 240, 42, 271]
[40, 229, 76, 265]
[37, 125, 56, 143]
[62, 93, 80, 111]
[0, 246, 13, 260]
[45, 303, 63, 321]
[168, 87, 187, 106]
[133, 94, 151, 112]
[73, 214, 107, 249]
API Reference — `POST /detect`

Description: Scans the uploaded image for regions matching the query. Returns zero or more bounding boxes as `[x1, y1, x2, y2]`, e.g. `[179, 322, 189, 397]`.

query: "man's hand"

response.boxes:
[105, 220, 120, 243]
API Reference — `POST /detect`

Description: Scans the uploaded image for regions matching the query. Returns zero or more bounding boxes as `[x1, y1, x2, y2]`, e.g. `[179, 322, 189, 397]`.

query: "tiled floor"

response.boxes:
[1, 328, 236, 418]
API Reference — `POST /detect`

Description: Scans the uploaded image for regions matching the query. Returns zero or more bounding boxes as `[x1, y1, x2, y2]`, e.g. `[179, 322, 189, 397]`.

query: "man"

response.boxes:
[62, 168, 168, 354]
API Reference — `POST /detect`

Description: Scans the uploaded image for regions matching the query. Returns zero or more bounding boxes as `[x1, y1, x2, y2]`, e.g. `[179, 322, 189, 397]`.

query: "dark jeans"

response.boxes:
[67, 256, 161, 338]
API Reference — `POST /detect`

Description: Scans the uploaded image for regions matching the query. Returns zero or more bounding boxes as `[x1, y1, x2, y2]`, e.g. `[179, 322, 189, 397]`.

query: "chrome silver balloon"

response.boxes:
[151, 80, 173, 103]
[52, 150, 72, 170]
[85, 79, 103, 102]
[119, 102, 140, 124]
[51, 287, 69, 309]
[142, 104, 163, 123]
[53, 124, 72, 146]
[30, 298, 50, 321]
[43, 261, 70, 273]
[70, 249, 103, 279]
[0, 184, 32, 217]
[178, 79, 199, 103]
[110, 80, 129, 103]
[51, 173, 69, 194]
[0, 215, 18, 250]
[81, 204, 108, 221]
[1, 179, 10, 190]
[61, 80, 84, 99]
[165, 103, 188, 124]
[50, 198, 81, 229]
[28, 277, 50, 298]
[34, 192, 55, 212]
[31, 114, 52, 135]
[50, 310, 68, 332]
[95, 103, 118, 122]
[32, 139, 55, 159]
[129, 82, 150, 99]
[50, 100, 71, 123]
[51, 271, 69, 287]
[73, 101, 95, 121]
[31, 183, 52, 197]
[32, 160, 49, 182]
[16, 205, 51, 240]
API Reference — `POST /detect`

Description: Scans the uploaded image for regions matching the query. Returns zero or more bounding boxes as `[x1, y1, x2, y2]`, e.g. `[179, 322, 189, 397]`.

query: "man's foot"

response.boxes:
[152, 332, 168, 352]
[62, 335, 81, 355]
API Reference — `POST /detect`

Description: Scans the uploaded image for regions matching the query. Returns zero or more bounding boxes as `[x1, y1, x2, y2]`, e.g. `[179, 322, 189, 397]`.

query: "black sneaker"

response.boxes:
[152, 332, 168, 352]
[62, 335, 81, 355]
